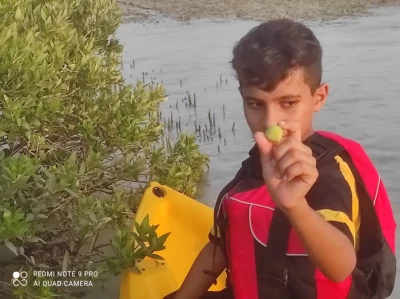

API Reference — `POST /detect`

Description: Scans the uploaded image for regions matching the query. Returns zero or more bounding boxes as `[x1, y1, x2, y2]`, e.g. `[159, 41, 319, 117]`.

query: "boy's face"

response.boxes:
[240, 69, 328, 141]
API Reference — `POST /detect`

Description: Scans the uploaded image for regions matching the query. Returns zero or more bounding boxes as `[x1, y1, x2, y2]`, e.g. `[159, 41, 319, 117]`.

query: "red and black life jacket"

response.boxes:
[212, 131, 396, 299]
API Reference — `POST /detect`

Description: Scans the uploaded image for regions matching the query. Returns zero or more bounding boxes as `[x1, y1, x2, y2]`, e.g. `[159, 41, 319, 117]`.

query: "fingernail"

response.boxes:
[278, 120, 286, 125]
[283, 175, 288, 181]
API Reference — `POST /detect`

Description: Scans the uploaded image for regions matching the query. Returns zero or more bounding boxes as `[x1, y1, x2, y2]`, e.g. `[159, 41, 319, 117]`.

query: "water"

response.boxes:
[113, 6, 400, 297]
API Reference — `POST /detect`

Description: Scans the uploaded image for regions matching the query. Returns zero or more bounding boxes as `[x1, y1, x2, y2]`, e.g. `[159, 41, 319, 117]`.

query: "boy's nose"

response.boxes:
[263, 107, 279, 128]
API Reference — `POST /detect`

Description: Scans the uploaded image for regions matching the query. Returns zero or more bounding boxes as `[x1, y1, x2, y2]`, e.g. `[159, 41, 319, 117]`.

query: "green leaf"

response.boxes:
[140, 215, 150, 234]
[62, 250, 69, 272]
[12, 211, 24, 223]
[26, 213, 35, 222]
[31, 117, 41, 128]
[79, 162, 86, 175]
[21, 119, 30, 130]
[4, 240, 19, 256]
[100, 217, 112, 224]
[157, 232, 171, 246]
[27, 237, 45, 244]
[150, 237, 157, 248]
[37, 263, 50, 269]
[142, 215, 150, 228]
[63, 187, 78, 198]
[134, 222, 141, 235]
[3, 210, 12, 221]
[115, 229, 122, 240]
[88, 211, 97, 223]
[15, 7, 23, 21]
[85, 231, 94, 238]
[131, 232, 146, 249]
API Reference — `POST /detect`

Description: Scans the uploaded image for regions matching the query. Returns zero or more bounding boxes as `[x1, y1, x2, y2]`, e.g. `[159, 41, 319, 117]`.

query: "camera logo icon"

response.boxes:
[12, 271, 28, 287]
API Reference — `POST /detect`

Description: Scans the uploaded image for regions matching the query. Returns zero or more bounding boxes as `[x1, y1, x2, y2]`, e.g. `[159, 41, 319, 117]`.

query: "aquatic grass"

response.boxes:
[131, 67, 232, 153]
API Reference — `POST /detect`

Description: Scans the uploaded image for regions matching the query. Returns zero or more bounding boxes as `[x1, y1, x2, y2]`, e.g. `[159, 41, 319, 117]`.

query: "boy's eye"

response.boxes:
[282, 101, 297, 108]
[248, 102, 262, 108]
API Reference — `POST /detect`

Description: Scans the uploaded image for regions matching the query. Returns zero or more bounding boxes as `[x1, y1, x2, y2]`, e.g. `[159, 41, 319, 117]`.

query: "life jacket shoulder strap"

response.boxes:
[304, 133, 345, 165]
[307, 133, 386, 249]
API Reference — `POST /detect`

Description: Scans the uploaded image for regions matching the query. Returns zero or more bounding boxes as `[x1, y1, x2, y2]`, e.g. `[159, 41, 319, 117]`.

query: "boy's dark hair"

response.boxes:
[231, 19, 322, 94]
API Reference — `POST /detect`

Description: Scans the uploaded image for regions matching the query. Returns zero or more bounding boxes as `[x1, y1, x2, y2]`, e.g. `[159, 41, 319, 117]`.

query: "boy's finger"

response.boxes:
[272, 137, 312, 163]
[278, 120, 302, 142]
[275, 150, 316, 179]
[254, 131, 273, 165]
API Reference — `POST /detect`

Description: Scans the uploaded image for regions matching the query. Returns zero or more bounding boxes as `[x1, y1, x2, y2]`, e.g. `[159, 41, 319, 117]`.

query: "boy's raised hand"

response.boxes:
[253, 120, 318, 211]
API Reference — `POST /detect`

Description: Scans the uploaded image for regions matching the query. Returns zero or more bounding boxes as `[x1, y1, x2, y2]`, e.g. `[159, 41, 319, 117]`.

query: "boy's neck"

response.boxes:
[302, 127, 315, 141]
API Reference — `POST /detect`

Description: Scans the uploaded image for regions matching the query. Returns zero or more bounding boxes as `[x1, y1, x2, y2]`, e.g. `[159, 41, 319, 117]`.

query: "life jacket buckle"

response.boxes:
[284, 267, 288, 287]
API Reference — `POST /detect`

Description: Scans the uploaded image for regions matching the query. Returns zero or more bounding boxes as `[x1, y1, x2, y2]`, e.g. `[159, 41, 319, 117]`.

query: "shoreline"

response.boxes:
[118, 0, 400, 23]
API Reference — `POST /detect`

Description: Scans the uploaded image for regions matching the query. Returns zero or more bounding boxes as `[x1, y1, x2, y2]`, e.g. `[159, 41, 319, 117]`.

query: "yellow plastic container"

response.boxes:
[119, 182, 227, 299]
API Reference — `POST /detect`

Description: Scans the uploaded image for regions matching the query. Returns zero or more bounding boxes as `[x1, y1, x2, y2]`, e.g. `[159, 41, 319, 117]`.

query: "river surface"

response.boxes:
[102, 6, 400, 298]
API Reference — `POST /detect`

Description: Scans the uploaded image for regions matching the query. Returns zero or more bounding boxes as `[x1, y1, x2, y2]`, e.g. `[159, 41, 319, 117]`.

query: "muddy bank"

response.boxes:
[118, 0, 400, 23]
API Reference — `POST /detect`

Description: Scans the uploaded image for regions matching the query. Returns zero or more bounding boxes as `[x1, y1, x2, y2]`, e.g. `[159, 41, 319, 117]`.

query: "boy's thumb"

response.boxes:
[253, 131, 273, 166]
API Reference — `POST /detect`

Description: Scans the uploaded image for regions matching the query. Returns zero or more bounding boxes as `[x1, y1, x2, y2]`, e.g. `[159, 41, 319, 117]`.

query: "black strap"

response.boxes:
[305, 133, 344, 163]
[259, 208, 291, 282]
[340, 150, 384, 257]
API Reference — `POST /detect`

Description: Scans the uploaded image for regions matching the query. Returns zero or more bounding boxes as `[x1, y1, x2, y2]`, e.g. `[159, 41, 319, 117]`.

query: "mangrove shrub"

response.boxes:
[0, 0, 208, 297]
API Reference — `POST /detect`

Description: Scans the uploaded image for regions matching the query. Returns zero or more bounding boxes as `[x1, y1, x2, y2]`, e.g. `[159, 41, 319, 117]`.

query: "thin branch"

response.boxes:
[91, 243, 110, 252]
[48, 197, 73, 216]
[21, 253, 36, 266]
[88, 230, 99, 254]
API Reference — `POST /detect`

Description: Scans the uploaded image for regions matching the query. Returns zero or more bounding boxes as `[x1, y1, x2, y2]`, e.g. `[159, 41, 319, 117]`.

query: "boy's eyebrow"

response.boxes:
[275, 94, 302, 101]
[243, 96, 263, 101]
[243, 94, 301, 101]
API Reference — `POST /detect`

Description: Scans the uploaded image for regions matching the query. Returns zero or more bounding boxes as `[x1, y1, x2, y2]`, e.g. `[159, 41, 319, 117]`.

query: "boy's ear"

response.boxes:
[314, 83, 329, 112]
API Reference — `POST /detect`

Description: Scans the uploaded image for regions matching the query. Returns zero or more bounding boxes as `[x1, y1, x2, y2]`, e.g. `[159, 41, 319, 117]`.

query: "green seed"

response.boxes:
[265, 125, 283, 143]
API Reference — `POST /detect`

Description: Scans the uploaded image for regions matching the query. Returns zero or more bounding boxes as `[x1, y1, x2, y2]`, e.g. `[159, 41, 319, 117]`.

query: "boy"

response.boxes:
[166, 18, 396, 299]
